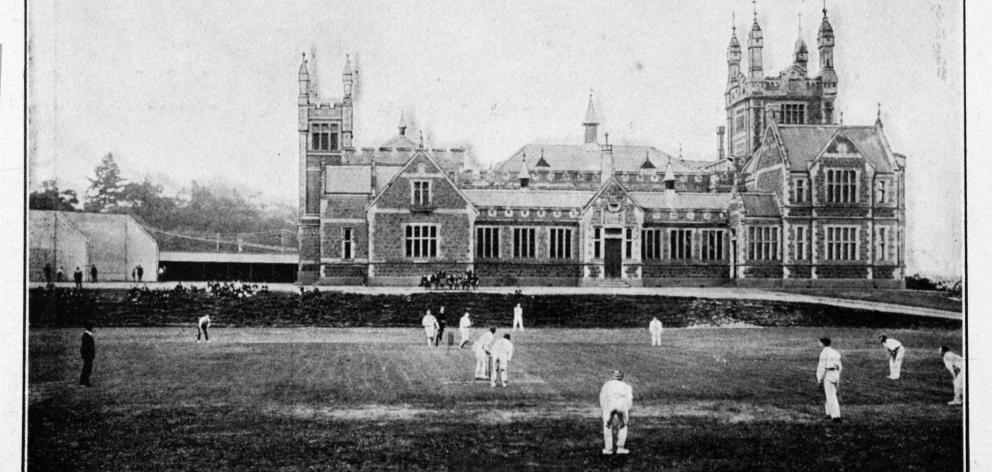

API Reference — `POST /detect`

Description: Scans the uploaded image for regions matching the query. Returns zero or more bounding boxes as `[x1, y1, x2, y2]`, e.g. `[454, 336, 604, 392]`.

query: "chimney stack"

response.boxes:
[717, 126, 726, 160]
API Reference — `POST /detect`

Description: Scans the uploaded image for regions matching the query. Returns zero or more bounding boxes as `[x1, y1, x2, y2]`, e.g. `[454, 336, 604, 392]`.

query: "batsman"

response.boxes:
[473, 327, 496, 380]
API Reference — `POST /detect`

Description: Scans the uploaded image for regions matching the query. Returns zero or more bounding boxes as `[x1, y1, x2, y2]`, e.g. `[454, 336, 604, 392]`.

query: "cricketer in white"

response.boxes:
[489, 334, 514, 388]
[421, 310, 439, 348]
[816, 338, 843, 422]
[600, 370, 633, 455]
[648, 317, 663, 346]
[878, 335, 905, 380]
[459, 312, 472, 349]
[473, 327, 496, 380]
[941, 346, 963, 405]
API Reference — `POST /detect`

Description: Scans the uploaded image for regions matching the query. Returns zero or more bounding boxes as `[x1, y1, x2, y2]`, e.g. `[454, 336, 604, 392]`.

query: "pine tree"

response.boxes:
[84, 153, 125, 212]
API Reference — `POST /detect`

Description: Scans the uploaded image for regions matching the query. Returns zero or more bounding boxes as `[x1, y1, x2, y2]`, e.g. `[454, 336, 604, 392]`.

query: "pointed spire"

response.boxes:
[342, 53, 353, 77]
[584, 91, 598, 124]
[678, 143, 684, 161]
[640, 151, 656, 169]
[418, 130, 425, 149]
[535, 148, 550, 168]
[751, 0, 760, 29]
[299, 52, 308, 75]
[876, 103, 883, 128]
[729, 12, 741, 49]
[398, 111, 408, 136]
[839, 110, 844, 125]
[819, 0, 833, 34]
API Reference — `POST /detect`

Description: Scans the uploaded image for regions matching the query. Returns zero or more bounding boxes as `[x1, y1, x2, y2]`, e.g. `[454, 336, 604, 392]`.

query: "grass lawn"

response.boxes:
[29, 327, 963, 471]
[774, 288, 962, 313]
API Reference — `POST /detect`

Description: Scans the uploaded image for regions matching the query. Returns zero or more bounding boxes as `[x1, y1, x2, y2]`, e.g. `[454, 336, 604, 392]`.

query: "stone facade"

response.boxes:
[297, 5, 905, 288]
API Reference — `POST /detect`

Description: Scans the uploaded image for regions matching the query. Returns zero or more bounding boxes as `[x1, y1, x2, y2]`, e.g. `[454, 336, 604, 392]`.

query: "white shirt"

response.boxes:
[459, 315, 472, 329]
[513, 306, 523, 319]
[490, 338, 514, 361]
[816, 347, 843, 382]
[474, 331, 495, 353]
[649, 319, 663, 334]
[422, 314, 438, 329]
[882, 338, 903, 354]
[943, 351, 963, 375]
[600, 380, 633, 412]
[198, 315, 211, 328]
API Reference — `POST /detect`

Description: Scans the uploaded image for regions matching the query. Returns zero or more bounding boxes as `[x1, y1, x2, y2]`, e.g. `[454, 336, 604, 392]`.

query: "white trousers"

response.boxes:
[822, 371, 841, 418]
[513, 316, 523, 331]
[952, 372, 963, 403]
[474, 350, 490, 379]
[459, 327, 471, 345]
[424, 328, 436, 347]
[889, 348, 905, 379]
[490, 356, 509, 386]
[650, 332, 661, 346]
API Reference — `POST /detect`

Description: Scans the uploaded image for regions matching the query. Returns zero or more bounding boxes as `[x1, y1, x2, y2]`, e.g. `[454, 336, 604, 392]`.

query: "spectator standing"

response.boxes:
[90, 265, 98, 282]
[73, 267, 83, 289]
[56, 266, 65, 282]
[43, 263, 53, 285]
[136, 265, 144, 282]
[79, 323, 96, 387]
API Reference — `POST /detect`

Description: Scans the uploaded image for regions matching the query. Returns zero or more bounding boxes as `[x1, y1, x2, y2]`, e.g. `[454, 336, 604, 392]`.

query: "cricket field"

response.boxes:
[29, 326, 963, 471]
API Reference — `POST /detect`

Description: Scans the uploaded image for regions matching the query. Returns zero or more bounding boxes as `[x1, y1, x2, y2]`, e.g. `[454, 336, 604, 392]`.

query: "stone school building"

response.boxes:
[296, 6, 906, 288]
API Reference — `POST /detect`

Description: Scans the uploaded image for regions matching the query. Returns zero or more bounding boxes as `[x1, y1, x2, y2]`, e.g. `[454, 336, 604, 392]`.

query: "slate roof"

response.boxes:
[739, 193, 781, 217]
[497, 144, 694, 173]
[776, 125, 894, 173]
[462, 189, 595, 208]
[379, 134, 418, 149]
[326, 166, 372, 194]
[629, 192, 733, 210]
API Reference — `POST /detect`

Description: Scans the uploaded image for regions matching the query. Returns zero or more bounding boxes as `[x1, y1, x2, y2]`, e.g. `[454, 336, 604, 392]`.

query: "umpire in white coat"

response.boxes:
[473, 327, 496, 380]
[816, 337, 843, 422]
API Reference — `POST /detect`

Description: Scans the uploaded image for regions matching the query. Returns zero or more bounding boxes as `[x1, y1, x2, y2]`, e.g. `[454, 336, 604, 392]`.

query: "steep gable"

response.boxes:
[368, 150, 476, 212]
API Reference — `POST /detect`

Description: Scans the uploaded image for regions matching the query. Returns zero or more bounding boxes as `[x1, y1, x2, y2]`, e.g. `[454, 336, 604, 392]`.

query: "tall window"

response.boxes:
[794, 226, 808, 261]
[405, 224, 437, 258]
[735, 107, 747, 132]
[476, 227, 500, 259]
[625, 228, 633, 259]
[669, 229, 692, 261]
[641, 229, 663, 261]
[593, 227, 602, 259]
[875, 181, 887, 204]
[513, 228, 536, 258]
[311, 123, 339, 151]
[549, 228, 572, 259]
[701, 230, 724, 261]
[826, 169, 857, 203]
[747, 226, 780, 260]
[826, 226, 858, 261]
[875, 227, 888, 262]
[781, 104, 806, 124]
[342, 228, 353, 259]
[412, 181, 431, 205]
[792, 178, 809, 203]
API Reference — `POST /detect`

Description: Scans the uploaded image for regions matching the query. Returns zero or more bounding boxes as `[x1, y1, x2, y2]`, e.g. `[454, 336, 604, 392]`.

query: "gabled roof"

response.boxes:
[630, 192, 733, 210]
[367, 149, 477, 214]
[739, 193, 781, 217]
[462, 189, 594, 208]
[775, 125, 894, 173]
[496, 144, 690, 173]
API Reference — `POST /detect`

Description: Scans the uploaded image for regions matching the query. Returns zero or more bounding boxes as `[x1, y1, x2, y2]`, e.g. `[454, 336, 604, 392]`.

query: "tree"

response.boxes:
[84, 153, 125, 212]
[118, 178, 179, 228]
[29, 179, 79, 211]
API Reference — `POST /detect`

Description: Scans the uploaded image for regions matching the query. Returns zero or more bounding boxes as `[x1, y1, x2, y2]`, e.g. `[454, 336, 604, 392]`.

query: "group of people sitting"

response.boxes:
[419, 270, 480, 291]
[207, 281, 269, 298]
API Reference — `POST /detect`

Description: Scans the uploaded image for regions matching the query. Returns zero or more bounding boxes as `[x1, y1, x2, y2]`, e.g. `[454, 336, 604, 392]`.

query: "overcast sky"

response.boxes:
[26, 0, 962, 276]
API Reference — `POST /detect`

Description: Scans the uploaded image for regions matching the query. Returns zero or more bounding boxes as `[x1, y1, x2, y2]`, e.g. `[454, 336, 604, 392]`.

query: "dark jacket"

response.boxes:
[80, 332, 95, 359]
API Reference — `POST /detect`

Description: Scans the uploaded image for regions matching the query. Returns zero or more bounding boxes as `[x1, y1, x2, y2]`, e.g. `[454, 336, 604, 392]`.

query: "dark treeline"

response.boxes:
[30, 153, 295, 250]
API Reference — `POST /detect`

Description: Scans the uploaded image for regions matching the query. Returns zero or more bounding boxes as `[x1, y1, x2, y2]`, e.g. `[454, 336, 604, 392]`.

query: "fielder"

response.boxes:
[940, 346, 963, 405]
[816, 337, 842, 422]
[473, 327, 496, 380]
[648, 317, 663, 346]
[512, 303, 524, 331]
[599, 370, 633, 455]
[489, 334, 514, 387]
[196, 314, 211, 343]
[878, 335, 905, 379]
[459, 311, 473, 348]
[422, 310, 439, 348]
